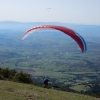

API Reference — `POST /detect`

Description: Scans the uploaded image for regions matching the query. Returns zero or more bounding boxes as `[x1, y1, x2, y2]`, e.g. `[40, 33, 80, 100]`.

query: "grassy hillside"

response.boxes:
[0, 80, 99, 100]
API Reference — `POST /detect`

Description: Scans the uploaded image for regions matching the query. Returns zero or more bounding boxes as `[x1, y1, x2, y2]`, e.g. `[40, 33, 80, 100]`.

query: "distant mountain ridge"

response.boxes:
[0, 21, 100, 36]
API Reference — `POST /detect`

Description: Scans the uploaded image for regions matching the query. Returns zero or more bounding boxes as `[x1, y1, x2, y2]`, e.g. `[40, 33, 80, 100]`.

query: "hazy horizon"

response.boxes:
[0, 0, 100, 25]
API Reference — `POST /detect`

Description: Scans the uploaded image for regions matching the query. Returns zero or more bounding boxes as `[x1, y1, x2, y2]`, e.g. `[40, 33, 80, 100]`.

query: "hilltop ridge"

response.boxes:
[0, 80, 99, 100]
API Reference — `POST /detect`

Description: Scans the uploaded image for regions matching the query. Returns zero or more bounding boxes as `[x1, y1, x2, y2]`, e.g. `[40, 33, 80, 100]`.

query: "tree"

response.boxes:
[13, 71, 33, 84]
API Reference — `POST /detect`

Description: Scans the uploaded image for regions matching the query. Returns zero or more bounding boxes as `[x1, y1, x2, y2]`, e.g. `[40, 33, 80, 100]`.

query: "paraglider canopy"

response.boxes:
[46, 8, 51, 12]
[22, 25, 87, 53]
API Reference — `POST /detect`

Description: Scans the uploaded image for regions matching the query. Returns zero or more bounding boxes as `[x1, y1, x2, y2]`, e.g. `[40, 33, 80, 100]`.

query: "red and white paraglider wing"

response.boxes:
[22, 25, 87, 53]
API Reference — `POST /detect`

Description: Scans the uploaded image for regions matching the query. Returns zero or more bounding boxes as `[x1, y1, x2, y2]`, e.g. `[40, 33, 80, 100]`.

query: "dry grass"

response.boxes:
[0, 80, 100, 100]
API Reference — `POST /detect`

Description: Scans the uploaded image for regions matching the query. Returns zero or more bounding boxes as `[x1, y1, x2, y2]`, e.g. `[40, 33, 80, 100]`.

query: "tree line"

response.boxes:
[0, 67, 33, 84]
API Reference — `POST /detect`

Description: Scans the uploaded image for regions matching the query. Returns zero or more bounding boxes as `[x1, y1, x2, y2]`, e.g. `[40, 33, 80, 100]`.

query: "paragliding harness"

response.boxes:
[43, 78, 49, 88]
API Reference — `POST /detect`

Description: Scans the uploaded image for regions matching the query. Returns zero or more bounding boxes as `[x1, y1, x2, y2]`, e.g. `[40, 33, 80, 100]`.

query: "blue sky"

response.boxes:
[0, 0, 100, 25]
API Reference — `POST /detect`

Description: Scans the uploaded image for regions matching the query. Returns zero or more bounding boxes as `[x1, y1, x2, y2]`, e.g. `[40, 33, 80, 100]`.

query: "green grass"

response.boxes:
[0, 80, 100, 100]
[70, 85, 90, 92]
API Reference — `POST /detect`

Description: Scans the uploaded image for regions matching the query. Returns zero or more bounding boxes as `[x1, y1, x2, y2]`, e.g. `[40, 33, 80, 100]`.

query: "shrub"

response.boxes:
[13, 71, 33, 84]
[0, 68, 33, 84]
